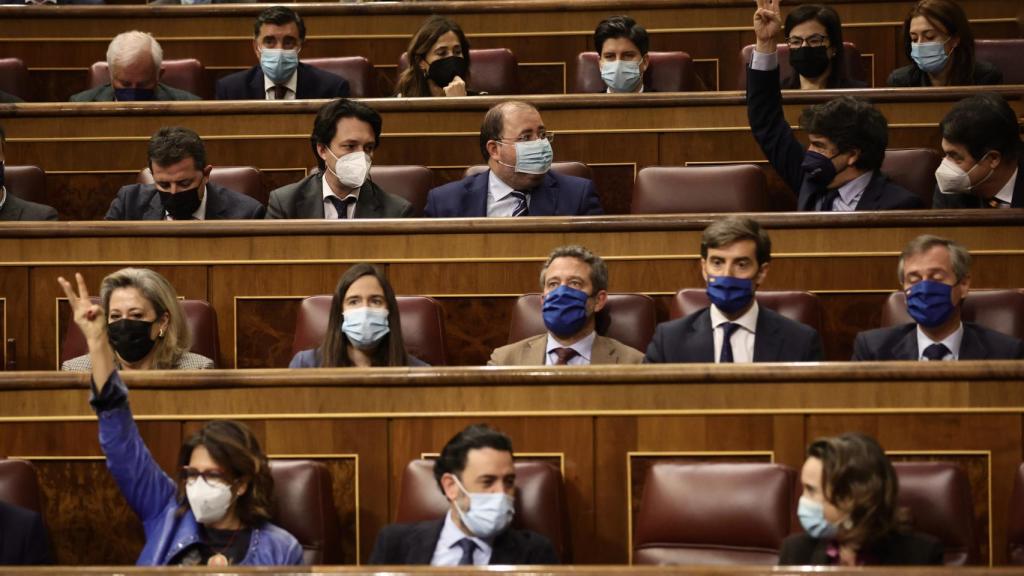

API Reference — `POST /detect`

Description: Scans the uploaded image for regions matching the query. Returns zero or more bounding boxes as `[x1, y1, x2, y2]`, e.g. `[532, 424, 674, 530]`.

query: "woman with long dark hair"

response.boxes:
[395, 16, 474, 97]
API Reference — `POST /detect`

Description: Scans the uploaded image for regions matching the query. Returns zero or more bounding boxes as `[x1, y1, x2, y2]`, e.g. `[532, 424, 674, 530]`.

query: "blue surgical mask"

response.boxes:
[114, 87, 155, 101]
[798, 496, 838, 539]
[498, 138, 554, 175]
[906, 280, 957, 328]
[801, 150, 840, 188]
[451, 475, 515, 539]
[341, 306, 390, 349]
[600, 59, 643, 93]
[260, 48, 300, 85]
[706, 275, 755, 315]
[542, 285, 590, 337]
[910, 40, 949, 74]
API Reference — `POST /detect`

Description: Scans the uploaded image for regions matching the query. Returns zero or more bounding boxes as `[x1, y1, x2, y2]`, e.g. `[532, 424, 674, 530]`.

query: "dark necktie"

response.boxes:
[820, 188, 840, 212]
[510, 190, 529, 217]
[552, 347, 579, 365]
[272, 85, 288, 100]
[328, 196, 356, 219]
[455, 538, 477, 566]
[922, 343, 951, 361]
[719, 322, 741, 363]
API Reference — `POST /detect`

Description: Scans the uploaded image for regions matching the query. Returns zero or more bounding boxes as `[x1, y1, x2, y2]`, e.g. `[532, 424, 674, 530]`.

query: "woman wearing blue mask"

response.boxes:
[780, 433, 943, 566]
[887, 0, 1002, 87]
[289, 263, 427, 368]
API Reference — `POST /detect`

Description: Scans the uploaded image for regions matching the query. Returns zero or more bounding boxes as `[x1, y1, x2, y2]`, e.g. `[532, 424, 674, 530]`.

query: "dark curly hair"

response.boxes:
[799, 96, 888, 171]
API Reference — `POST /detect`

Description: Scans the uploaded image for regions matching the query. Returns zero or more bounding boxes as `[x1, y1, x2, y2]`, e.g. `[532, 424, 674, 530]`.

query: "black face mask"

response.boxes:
[107, 319, 157, 363]
[427, 56, 469, 88]
[158, 185, 202, 220]
[789, 46, 832, 80]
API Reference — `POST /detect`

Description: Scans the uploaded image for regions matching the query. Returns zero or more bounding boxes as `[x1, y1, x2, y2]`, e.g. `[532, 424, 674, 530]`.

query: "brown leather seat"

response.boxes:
[60, 298, 220, 367]
[670, 289, 823, 335]
[268, 459, 344, 565]
[572, 51, 702, 93]
[880, 289, 1024, 339]
[138, 166, 265, 205]
[507, 293, 656, 353]
[632, 165, 769, 214]
[881, 149, 941, 209]
[368, 165, 432, 216]
[0, 459, 43, 514]
[3, 165, 47, 205]
[737, 42, 866, 90]
[893, 462, 980, 565]
[464, 161, 593, 181]
[634, 462, 797, 565]
[1008, 463, 1024, 565]
[303, 57, 378, 98]
[395, 459, 571, 562]
[89, 59, 205, 97]
[0, 58, 30, 101]
[291, 295, 447, 366]
[975, 39, 1024, 84]
[399, 48, 519, 95]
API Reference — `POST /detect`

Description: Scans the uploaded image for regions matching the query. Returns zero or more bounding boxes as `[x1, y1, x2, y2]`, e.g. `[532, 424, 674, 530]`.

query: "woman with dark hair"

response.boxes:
[782, 4, 865, 89]
[395, 15, 475, 97]
[58, 273, 301, 566]
[290, 263, 427, 367]
[780, 433, 943, 566]
[888, 0, 1002, 87]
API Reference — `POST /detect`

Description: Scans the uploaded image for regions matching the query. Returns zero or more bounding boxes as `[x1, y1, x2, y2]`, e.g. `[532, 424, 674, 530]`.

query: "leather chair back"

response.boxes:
[632, 165, 769, 214]
[671, 289, 823, 334]
[1008, 463, 1024, 565]
[138, 166, 265, 205]
[881, 149, 941, 209]
[399, 48, 518, 95]
[292, 295, 447, 366]
[268, 459, 344, 565]
[975, 39, 1024, 84]
[634, 462, 797, 565]
[507, 292, 656, 353]
[572, 51, 701, 93]
[893, 462, 980, 565]
[396, 459, 571, 562]
[737, 42, 865, 89]
[4, 165, 47, 205]
[0, 58, 29, 101]
[464, 161, 593, 181]
[89, 59, 205, 97]
[0, 459, 43, 513]
[368, 165, 432, 216]
[880, 289, 1024, 339]
[303, 57, 378, 97]
[61, 298, 220, 366]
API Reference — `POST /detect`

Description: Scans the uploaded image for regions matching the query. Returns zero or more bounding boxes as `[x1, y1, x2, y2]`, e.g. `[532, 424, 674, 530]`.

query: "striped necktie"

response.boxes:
[510, 190, 529, 217]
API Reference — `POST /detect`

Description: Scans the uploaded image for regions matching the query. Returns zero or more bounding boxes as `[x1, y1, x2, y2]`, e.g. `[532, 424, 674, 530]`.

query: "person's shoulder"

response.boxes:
[7, 194, 58, 221]
[778, 532, 819, 564]
[371, 181, 413, 210]
[289, 348, 321, 368]
[255, 520, 303, 558]
[432, 171, 482, 194]
[177, 352, 215, 370]
[875, 529, 944, 564]
[856, 323, 915, 346]
[760, 306, 818, 336]
[300, 62, 345, 84]
[499, 527, 558, 559]
[0, 89, 23, 104]
[595, 335, 645, 363]
[157, 83, 201, 101]
[489, 334, 545, 366]
[886, 64, 918, 87]
[0, 500, 40, 524]
[270, 173, 318, 198]
[964, 322, 1024, 354]
[217, 66, 258, 85]
[70, 84, 109, 102]
[547, 170, 592, 190]
[211, 182, 262, 207]
[61, 354, 92, 372]
[973, 60, 1003, 84]
[875, 176, 925, 209]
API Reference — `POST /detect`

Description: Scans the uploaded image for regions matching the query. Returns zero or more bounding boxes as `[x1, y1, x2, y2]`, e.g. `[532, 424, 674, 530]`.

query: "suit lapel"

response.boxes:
[294, 63, 311, 99]
[591, 335, 618, 364]
[248, 66, 267, 100]
[685, 310, 716, 362]
[203, 184, 226, 220]
[0, 195, 23, 221]
[958, 324, 989, 360]
[752, 309, 783, 362]
[528, 173, 559, 215]
[892, 328, 919, 360]
[143, 188, 165, 220]
[464, 172, 489, 217]
[854, 171, 885, 211]
[299, 174, 327, 219]
[354, 181, 382, 218]
[522, 335, 547, 365]
[409, 518, 445, 564]
[489, 529, 521, 565]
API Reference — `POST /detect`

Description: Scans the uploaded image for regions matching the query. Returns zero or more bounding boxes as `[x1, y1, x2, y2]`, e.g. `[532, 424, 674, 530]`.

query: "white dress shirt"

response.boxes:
[164, 184, 208, 220]
[0, 187, 7, 212]
[545, 330, 596, 366]
[321, 173, 359, 219]
[430, 511, 493, 566]
[993, 167, 1017, 207]
[486, 170, 530, 217]
[709, 301, 759, 363]
[263, 69, 298, 101]
[917, 323, 964, 361]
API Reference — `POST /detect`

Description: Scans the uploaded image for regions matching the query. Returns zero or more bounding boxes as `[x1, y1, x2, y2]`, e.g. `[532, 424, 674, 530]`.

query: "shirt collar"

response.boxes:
[263, 67, 299, 96]
[439, 509, 494, 551]
[488, 169, 517, 203]
[709, 300, 759, 334]
[545, 329, 597, 362]
[164, 183, 208, 220]
[916, 322, 964, 360]
[321, 171, 360, 202]
[836, 170, 874, 206]
[994, 167, 1018, 206]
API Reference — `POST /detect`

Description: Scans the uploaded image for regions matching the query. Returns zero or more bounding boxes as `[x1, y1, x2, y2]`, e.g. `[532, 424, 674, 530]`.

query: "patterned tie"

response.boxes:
[455, 538, 477, 566]
[272, 85, 288, 100]
[718, 322, 741, 363]
[820, 189, 840, 212]
[510, 190, 529, 217]
[328, 196, 356, 219]
[552, 347, 579, 365]
[922, 343, 951, 361]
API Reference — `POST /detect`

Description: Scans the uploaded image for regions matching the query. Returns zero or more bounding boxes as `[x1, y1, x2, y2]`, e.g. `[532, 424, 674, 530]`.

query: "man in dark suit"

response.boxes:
[267, 99, 413, 219]
[645, 216, 823, 363]
[369, 424, 559, 565]
[0, 501, 53, 564]
[214, 6, 349, 101]
[931, 94, 1023, 209]
[105, 127, 264, 220]
[746, 0, 921, 212]
[70, 32, 200, 102]
[424, 101, 603, 217]
[0, 125, 58, 221]
[853, 235, 1024, 361]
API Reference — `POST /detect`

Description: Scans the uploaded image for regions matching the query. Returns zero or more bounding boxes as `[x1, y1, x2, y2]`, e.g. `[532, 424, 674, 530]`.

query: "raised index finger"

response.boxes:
[74, 272, 91, 302]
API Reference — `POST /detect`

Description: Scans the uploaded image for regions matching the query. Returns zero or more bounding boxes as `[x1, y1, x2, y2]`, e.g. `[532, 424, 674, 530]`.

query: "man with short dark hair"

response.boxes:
[747, 0, 922, 211]
[644, 216, 823, 363]
[71, 31, 200, 102]
[593, 15, 650, 93]
[0, 125, 58, 221]
[215, 6, 349, 100]
[105, 126, 265, 220]
[369, 424, 559, 565]
[266, 98, 413, 219]
[932, 94, 1022, 209]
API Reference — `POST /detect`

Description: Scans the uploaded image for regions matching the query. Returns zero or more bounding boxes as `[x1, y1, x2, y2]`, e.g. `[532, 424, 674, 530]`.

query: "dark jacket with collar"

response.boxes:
[931, 156, 1023, 209]
[367, 517, 559, 565]
[424, 170, 603, 217]
[0, 501, 54, 565]
[266, 172, 414, 219]
[70, 83, 200, 102]
[0, 192, 58, 221]
[851, 321, 1024, 361]
[104, 182, 265, 220]
[644, 305, 823, 363]
[214, 63, 349, 100]
[747, 65, 923, 211]
[779, 530, 943, 566]
[887, 59, 1002, 87]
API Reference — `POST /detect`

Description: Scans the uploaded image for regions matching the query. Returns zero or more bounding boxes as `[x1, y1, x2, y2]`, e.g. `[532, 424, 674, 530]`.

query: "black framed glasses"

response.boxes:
[785, 34, 829, 49]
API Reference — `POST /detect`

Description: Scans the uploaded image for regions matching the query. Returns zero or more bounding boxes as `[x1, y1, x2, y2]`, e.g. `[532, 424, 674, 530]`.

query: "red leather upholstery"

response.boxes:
[399, 48, 519, 95]
[507, 293, 656, 353]
[395, 459, 571, 562]
[1008, 463, 1024, 565]
[670, 289, 823, 335]
[572, 51, 702, 93]
[291, 295, 447, 366]
[0, 459, 43, 513]
[0, 58, 30, 101]
[268, 459, 344, 565]
[893, 462, 980, 565]
[634, 462, 797, 565]
[89, 59, 205, 97]
[138, 166, 265, 204]
[464, 161, 593, 181]
[881, 149, 941, 209]
[975, 39, 1024, 84]
[880, 289, 1024, 340]
[368, 165, 432, 216]
[3, 165, 47, 205]
[737, 42, 866, 89]
[632, 165, 769, 214]
[303, 57, 378, 98]
[61, 298, 220, 366]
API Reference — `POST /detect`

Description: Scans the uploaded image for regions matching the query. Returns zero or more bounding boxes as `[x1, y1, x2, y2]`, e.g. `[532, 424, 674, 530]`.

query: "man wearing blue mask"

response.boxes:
[645, 216, 823, 363]
[852, 235, 1023, 361]
[70, 31, 200, 102]
[369, 424, 559, 565]
[593, 16, 650, 94]
[424, 101, 603, 217]
[489, 245, 644, 366]
[215, 6, 349, 101]
[746, 0, 922, 212]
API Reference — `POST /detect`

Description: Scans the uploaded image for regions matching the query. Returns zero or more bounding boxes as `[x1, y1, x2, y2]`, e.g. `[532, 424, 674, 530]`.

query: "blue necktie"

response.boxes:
[455, 538, 477, 565]
[922, 343, 950, 361]
[328, 195, 355, 219]
[719, 322, 741, 363]
[510, 191, 529, 217]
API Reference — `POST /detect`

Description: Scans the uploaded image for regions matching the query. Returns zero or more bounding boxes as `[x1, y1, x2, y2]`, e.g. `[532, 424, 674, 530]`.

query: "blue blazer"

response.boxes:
[852, 322, 1024, 361]
[104, 182, 265, 221]
[424, 170, 603, 217]
[215, 63, 349, 100]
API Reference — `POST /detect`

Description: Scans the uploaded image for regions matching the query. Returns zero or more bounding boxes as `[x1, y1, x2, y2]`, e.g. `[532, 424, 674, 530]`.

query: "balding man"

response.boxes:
[71, 31, 201, 102]
[424, 101, 603, 217]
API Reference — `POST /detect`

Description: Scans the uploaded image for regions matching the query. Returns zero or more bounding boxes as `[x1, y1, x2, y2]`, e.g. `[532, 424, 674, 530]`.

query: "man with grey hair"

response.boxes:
[489, 245, 642, 365]
[71, 31, 201, 102]
[424, 101, 602, 217]
[852, 235, 1023, 360]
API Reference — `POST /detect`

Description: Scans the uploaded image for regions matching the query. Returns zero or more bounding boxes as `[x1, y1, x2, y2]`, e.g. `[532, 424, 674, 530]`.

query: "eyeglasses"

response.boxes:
[785, 34, 829, 49]
[180, 467, 231, 486]
[495, 132, 555, 144]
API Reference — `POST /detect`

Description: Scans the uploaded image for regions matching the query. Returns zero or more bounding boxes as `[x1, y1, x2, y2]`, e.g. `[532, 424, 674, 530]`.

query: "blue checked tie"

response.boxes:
[510, 190, 529, 217]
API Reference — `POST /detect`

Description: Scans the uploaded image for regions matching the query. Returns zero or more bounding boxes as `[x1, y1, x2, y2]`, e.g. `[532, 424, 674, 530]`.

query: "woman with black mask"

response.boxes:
[782, 5, 866, 89]
[395, 16, 476, 97]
